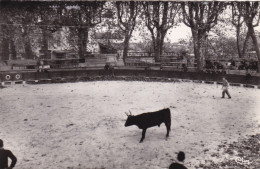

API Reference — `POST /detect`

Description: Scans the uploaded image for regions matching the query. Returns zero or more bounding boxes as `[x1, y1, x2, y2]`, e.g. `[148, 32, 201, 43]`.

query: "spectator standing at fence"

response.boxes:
[169, 151, 188, 169]
[222, 77, 231, 99]
[0, 139, 17, 169]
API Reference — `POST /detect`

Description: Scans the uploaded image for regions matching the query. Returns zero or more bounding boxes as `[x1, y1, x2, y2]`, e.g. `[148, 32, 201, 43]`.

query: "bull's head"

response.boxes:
[124, 110, 134, 127]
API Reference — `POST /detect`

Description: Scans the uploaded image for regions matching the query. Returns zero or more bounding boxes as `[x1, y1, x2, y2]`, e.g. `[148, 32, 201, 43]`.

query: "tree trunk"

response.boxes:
[41, 28, 50, 59]
[10, 39, 16, 60]
[193, 41, 202, 70]
[236, 26, 242, 58]
[154, 47, 160, 62]
[1, 25, 10, 61]
[122, 34, 130, 63]
[153, 30, 165, 62]
[1, 38, 10, 61]
[23, 28, 33, 59]
[154, 38, 161, 62]
[25, 41, 33, 59]
[242, 31, 250, 57]
[160, 31, 166, 55]
[248, 24, 260, 72]
[78, 27, 88, 59]
[192, 30, 204, 71]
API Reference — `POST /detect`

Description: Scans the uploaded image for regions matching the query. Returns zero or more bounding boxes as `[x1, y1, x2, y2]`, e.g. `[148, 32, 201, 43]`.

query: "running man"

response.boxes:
[222, 77, 231, 99]
[0, 139, 17, 169]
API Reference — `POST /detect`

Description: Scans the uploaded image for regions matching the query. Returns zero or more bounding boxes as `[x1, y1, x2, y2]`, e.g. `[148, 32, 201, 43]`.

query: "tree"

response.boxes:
[181, 2, 225, 70]
[142, 1, 180, 62]
[230, 3, 250, 58]
[0, 2, 57, 60]
[208, 36, 237, 59]
[236, 2, 260, 72]
[96, 3, 121, 49]
[61, 2, 104, 58]
[0, 1, 106, 60]
[17, 3, 39, 59]
[36, 2, 63, 59]
[116, 1, 139, 63]
[0, 2, 18, 60]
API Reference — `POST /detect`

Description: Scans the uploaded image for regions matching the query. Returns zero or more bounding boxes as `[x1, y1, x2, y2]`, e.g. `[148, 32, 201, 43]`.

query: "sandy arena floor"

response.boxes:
[0, 81, 260, 169]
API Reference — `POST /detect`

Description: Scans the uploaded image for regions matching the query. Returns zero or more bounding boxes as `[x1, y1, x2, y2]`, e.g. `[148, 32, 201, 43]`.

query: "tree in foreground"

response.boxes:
[181, 2, 225, 71]
[0, 2, 19, 60]
[236, 2, 260, 72]
[61, 1, 105, 58]
[116, 1, 139, 63]
[142, 1, 180, 62]
[230, 2, 250, 58]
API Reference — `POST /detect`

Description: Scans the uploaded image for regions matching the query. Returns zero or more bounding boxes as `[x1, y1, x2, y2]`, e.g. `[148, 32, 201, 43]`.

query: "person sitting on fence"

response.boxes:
[104, 63, 110, 70]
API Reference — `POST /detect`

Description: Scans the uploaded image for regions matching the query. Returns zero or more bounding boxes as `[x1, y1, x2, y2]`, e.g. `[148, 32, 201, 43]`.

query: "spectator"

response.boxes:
[182, 64, 188, 72]
[231, 59, 236, 67]
[245, 72, 252, 84]
[0, 139, 17, 169]
[169, 151, 187, 169]
[104, 63, 110, 70]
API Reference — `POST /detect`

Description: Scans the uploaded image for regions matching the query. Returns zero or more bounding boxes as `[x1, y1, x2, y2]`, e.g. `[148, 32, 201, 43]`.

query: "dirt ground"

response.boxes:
[0, 81, 259, 169]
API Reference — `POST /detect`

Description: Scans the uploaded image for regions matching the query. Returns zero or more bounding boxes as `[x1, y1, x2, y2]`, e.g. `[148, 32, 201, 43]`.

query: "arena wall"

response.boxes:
[0, 69, 259, 86]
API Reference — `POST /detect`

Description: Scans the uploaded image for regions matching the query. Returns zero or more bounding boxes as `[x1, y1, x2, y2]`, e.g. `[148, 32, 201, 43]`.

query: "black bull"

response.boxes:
[124, 108, 171, 143]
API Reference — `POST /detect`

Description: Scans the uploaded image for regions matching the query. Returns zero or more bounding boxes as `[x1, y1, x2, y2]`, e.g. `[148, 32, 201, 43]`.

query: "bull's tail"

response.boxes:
[166, 108, 171, 137]
[166, 120, 171, 131]
[169, 121, 171, 131]
[168, 108, 171, 131]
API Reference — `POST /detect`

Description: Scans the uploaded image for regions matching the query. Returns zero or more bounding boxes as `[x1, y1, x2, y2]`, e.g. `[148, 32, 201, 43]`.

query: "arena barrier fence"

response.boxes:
[0, 69, 259, 89]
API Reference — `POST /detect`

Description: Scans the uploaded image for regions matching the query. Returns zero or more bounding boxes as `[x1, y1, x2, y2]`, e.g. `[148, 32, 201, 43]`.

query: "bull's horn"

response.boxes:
[125, 112, 129, 116]
[129, 110, 132, 115]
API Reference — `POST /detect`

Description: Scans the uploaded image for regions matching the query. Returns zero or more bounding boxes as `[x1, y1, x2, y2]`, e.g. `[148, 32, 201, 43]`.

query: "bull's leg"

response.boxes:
[140, 129, 147, 143]
[165, 121, 171, 137]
